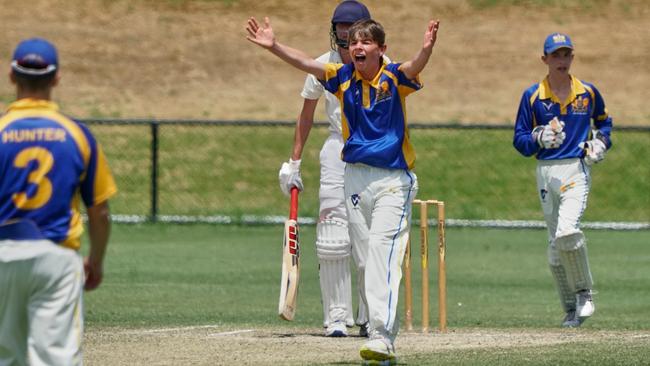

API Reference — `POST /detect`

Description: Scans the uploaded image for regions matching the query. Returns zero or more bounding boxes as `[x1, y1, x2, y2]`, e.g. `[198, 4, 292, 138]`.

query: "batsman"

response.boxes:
[513, 33, 613, 327]
[278, 0, 374, 337]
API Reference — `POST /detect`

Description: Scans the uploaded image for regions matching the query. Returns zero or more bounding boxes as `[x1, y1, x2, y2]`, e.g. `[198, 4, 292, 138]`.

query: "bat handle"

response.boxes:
[289, 186, 299, 220]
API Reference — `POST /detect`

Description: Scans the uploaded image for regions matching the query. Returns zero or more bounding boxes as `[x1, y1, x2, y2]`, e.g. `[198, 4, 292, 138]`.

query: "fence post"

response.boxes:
[151, 121, 159, 222]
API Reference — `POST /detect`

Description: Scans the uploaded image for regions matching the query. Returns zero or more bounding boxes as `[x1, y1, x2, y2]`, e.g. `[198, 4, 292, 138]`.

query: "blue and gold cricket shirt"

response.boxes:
[513, 75, 613, 159]
[0, 99, 117, 250]
[320, 60, 422, 170]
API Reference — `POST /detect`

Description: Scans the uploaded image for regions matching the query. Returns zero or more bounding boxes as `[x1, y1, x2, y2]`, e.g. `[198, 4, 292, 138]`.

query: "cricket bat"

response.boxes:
[278, 186, 300, 321]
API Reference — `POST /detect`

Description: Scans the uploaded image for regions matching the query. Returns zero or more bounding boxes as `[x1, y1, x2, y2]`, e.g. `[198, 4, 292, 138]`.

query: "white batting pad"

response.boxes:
[548, 244, 576, 312]
[316, 218, 350, 260]
[316, 219, 353, 327]
[555, 233, 593, 292]
[319, 258, 354, 327]
[549, 264, 577, 312]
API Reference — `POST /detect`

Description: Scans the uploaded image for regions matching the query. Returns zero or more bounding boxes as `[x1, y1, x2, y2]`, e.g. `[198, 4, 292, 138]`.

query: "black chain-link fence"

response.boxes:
[86, 119, 650, 226]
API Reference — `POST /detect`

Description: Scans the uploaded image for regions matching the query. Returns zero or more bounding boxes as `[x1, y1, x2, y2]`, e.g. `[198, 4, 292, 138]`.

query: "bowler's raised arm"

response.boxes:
[246, 16, 326, 80]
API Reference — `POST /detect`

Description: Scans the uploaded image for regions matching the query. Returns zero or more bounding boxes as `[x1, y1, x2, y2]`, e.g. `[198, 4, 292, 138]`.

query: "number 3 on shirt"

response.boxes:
[12, 147, 54, 210]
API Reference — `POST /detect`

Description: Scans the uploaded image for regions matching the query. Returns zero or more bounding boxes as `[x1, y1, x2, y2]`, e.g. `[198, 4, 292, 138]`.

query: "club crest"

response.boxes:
[571, 96, 589, 114]
[376, 81, 392, 103]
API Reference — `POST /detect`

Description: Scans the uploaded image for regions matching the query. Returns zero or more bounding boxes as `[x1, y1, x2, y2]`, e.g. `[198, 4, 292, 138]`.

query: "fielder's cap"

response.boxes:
[331, 0, 371, 25]
[11, 38, 58, 77]
[543, 33, 573, 54]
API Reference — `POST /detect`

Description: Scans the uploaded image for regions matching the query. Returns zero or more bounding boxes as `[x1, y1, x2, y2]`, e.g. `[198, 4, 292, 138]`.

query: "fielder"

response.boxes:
[0, 38, 117, 365]
[513, 33, 612, 327]
[247, 15, 439, 364]
[278, 0, 375, 338]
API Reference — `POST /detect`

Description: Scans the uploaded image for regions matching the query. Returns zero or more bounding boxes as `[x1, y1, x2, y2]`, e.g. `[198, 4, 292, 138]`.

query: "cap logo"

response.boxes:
[552, 34, 567, 44]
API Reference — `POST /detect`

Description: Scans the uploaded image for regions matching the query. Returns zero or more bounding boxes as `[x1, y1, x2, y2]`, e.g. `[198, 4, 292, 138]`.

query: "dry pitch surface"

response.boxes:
[85, 326, 649, 365]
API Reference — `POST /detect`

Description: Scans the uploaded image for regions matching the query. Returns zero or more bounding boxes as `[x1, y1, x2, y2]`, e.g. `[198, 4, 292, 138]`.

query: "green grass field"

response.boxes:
[83, 223, 650, 365]
[88, 124, 650, 223]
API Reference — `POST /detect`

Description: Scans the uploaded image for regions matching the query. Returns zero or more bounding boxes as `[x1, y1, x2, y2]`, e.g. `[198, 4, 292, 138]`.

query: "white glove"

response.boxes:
[278, 158, 304, 196]
[580, 138, 607, 165]
[533, 118, 566, 149]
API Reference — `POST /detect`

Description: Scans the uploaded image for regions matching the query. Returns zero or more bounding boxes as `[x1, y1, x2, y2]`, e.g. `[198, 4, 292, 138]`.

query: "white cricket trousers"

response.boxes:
[344, 163, 418, 343]
[536, 158, 591, 240]
[0, 240, 84, 366]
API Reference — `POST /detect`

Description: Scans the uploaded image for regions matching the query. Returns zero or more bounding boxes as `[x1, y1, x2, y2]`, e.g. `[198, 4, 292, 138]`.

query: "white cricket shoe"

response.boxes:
[325, 321, 348, 337]
[360, 335, 396, 365]
[576, 290, 595, 320]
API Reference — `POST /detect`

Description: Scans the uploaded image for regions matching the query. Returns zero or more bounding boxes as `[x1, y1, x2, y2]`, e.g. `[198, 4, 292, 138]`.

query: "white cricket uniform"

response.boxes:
[302, 50, 363, 328]
[0, 220, 84, 366]
[345, 165, 417, 342]
[536, 159, 590, 239]
[320, 60, 422, 343]
[514, 76, 613, 312]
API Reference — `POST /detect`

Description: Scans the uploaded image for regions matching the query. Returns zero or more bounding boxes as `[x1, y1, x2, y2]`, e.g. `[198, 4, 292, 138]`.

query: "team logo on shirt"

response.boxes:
[376, 81, 392, 103]
[542, 101, 554, 111]
[571, 96, 589, 115]
[350, 193, 361, 208]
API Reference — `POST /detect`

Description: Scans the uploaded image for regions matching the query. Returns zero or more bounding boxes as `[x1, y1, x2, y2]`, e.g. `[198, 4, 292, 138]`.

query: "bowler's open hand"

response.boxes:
[423, 20, 440, 50]
[246, 17, 275, 49]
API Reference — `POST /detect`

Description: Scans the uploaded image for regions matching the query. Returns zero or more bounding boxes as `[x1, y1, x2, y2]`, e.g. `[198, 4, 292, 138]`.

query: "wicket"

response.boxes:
[403, 199, 447, 333]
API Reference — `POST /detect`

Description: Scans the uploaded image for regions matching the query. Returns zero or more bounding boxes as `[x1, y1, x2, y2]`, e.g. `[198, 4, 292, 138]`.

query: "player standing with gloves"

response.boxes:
[277, 0, 374, 338]
[513, 33, 613, 328]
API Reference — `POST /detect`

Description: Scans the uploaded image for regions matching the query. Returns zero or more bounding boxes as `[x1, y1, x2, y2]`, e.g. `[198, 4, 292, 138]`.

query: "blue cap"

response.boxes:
[11, 38, 58, 77]
[543, 33, 573, 54]
[331, 0, 371, 25]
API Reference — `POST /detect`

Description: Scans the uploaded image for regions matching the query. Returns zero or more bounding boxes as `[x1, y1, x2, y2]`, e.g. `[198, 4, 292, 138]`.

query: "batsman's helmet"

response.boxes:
[331, 0, 371, 25]
[330, 1, 371, 50]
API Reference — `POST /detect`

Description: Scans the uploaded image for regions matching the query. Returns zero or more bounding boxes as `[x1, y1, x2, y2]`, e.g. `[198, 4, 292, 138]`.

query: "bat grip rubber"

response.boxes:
[289, 187, 299, 220]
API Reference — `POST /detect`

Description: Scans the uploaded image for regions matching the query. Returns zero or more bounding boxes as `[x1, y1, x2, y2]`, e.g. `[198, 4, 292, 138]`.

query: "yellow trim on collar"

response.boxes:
[5, 98, 60, 113]
[538, 76, 587, 115]
[353, 58, 388, 86]
[353, 59, 389, 108]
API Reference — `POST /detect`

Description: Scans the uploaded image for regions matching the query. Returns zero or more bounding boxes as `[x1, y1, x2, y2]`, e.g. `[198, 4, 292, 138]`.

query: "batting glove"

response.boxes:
[533, 118, 566, 149]
[580, 138, 607, 165]
[278, 158, 304, 196]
